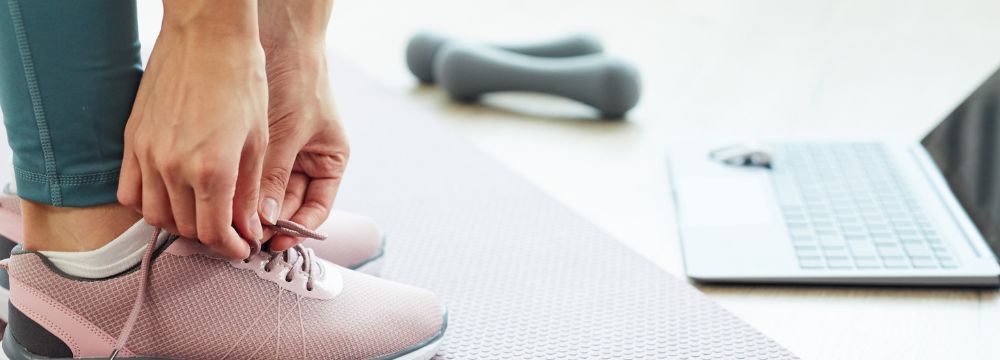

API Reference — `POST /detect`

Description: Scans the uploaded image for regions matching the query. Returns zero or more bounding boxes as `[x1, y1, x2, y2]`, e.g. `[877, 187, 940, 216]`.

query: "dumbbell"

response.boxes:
[406, 31, 604, 84]
[433, 43, 641, 118]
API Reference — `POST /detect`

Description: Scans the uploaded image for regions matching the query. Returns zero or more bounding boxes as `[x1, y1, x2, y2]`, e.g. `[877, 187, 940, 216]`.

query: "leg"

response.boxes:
[0, 0, 142, 251]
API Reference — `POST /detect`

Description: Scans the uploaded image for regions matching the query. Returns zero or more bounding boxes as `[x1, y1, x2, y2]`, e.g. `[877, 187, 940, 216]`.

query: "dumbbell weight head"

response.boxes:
[406, 31, 604, 84]
[434, 42, 641, 119]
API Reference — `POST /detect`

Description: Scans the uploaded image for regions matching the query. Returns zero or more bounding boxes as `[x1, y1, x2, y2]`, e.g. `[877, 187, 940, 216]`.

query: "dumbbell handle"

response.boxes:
[492, 33, 603, 58]
[434, 43, 641, 118]
[406, 32, 603, 83]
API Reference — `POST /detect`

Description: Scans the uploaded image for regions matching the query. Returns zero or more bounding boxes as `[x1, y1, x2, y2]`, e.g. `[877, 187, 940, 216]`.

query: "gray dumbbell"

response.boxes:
[406, 31, 604, 84]
[434, 42, 641, 118]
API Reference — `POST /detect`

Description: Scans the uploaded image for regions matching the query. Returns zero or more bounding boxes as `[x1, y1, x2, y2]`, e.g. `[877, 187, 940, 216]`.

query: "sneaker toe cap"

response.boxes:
[306, 269, 446, 359]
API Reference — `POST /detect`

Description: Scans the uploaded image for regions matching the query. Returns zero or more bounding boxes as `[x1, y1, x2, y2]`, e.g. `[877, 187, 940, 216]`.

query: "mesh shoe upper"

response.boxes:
[7, 235, 445, 359]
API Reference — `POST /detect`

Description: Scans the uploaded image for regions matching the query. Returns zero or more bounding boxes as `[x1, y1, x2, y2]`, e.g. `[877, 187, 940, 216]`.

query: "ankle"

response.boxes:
[22, 200, 142, 252]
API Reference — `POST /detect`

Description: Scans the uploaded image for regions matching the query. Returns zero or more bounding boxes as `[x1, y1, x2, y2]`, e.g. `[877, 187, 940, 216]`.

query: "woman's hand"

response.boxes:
[118, 1, 267, 259]
[257, 0, 349, 251]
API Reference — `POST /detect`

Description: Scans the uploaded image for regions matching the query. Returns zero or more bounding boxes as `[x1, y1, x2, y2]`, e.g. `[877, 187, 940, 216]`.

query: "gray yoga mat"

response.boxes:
[329, 56, 797, 360]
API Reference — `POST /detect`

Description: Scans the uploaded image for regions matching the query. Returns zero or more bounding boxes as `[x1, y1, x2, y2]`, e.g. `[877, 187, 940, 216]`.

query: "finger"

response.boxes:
[267, 173, 308, 251]
[192, 158, 249, 260]
[194, 181, 249, 260]
[290, 177, 340, 228]
[258, 142, 298, 225]
[139, 163, 178, 235]
[233, 134, 266, 245]
[164, 181, 197, 239]
[280, 173, 309, 219]
[268, 177, 339, 251]
[261, 172, 306, 246]
[117, 150, 143, 211]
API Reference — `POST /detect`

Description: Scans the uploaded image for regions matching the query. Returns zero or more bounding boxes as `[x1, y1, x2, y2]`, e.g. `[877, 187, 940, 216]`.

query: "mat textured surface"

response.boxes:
[325, 57, 797, 359]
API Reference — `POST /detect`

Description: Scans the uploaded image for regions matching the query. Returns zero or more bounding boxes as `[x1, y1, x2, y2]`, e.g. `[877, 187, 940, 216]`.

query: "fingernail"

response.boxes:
[261, 198, 278, 224]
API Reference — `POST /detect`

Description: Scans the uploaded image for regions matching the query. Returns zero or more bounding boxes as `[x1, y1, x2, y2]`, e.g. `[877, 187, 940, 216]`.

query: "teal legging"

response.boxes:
[0, 0, 141, 207]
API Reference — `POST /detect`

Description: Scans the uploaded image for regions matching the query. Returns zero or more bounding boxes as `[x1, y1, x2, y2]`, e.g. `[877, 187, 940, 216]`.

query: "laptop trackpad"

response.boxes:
[680, 177, 776, 228]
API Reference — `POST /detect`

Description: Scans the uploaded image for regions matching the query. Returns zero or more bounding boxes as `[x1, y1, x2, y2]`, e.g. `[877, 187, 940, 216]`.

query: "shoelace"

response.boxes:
[109, 220, 326, 359]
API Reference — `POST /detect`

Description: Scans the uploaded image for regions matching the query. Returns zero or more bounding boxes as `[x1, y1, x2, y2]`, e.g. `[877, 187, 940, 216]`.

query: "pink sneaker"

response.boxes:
[0, 186, 385, 322]
[1, 221, 446, 359]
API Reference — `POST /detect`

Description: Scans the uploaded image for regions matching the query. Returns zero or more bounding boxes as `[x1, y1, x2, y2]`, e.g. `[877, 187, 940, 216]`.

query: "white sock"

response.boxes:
[39, 220, 167, 279]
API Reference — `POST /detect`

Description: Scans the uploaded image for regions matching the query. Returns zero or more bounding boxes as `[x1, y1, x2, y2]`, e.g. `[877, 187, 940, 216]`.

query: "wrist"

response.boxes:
[258, 0, 332, 53]
[162, 0, 260, 41]
[264, 50, 329, 89]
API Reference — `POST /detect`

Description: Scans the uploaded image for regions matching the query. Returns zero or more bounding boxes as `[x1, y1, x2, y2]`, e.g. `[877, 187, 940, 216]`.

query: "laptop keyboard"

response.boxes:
[771, 143, 957, 270]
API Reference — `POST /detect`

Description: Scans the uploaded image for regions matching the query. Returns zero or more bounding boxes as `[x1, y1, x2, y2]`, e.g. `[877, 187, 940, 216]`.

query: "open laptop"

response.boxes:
[669, 66, 1000, 286]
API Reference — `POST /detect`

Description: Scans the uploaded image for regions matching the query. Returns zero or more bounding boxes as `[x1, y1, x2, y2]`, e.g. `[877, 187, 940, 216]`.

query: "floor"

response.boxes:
[319, 1, 1000, 359]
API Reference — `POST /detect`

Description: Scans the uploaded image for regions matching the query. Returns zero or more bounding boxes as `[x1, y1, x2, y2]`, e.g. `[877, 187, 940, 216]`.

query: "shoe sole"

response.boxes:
[0, 309, 446, 360]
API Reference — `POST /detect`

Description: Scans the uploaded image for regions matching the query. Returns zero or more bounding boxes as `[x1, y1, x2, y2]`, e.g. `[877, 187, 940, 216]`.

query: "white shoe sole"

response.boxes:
[0, 323, 444, 360]
[392, 333, 444, 360]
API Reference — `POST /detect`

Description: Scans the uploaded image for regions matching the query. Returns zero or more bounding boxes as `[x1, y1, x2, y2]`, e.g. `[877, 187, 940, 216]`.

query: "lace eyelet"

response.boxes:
[285, 277, 293, 283]
[264, 266, 272, 273]
[242, 259, 250, 264]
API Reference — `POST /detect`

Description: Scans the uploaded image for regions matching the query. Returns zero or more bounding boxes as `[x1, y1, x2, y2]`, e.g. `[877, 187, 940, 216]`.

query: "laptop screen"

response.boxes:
[921, 67, 1000, 257]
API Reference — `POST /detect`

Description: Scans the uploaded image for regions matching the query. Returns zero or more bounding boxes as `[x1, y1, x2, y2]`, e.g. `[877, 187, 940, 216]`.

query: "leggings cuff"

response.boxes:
[14, 167, 120, 207]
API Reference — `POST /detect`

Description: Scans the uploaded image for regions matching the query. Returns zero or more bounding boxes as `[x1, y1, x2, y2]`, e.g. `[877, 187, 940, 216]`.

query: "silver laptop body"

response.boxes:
[669, 68, 1000, 286]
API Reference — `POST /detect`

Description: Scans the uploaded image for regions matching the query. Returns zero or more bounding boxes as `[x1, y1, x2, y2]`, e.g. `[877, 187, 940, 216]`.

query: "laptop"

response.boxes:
[669, 66, 1000, 286]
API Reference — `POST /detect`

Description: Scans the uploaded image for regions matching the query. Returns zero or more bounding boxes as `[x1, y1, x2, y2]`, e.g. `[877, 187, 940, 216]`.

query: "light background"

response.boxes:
[1, 1, 992, 359]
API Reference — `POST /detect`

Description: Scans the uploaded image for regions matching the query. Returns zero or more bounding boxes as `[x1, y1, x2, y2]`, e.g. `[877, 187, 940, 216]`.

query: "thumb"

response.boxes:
[258, 142, 297, 225]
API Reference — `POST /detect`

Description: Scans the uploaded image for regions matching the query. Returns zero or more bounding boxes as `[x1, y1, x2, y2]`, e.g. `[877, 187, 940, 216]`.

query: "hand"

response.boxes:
[257, 0, 348, 251]
[118, 1, 267, 259]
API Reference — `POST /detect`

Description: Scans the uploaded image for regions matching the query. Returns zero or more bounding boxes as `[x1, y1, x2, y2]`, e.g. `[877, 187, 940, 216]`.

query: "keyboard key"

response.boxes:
[872, 235, 896, 244]
[877, 246, 904, 258]
[883, 258, 910, 269]
[903, 244, 933, 257]
[827, 258, 853, 269]
[799, 258, 825, 269]
[896, 229, 920, 237]
[819, 235, 845, 246]
[786, 221, 809, 228]
[791, 235, 816, 244]
[823, 248, 849, 259]
[911, 257, 938, 269]
[841, 225, 865, 235]
[848, 243, 877, 257]
[855, 257, 882, 269]
[870, 229, 893, 237]
[938, 256, 958, 269]
[796, 248, 821, 258]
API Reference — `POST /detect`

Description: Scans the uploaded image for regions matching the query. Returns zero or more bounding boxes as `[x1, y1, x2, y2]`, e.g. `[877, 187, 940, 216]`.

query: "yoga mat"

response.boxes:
[329, 56, 798, 360]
